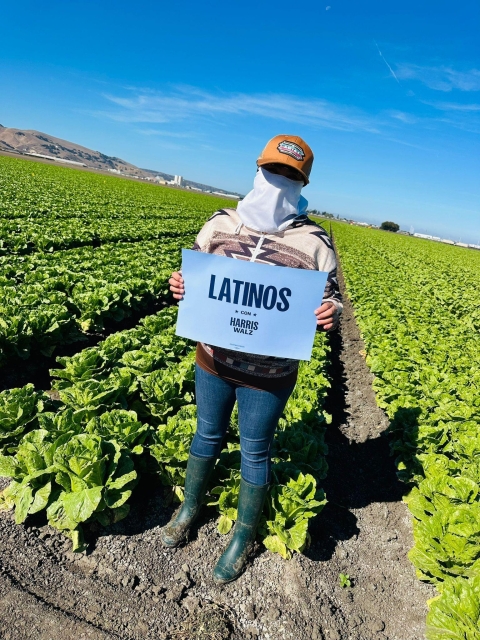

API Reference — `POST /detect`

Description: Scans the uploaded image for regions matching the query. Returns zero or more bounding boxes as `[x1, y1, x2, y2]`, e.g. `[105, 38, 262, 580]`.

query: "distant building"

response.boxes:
[24, 151, 86, 167]
[212, 191, 240, 199]
[154, 176, 166, 184]
[414, 233, 433, 240]
[413, 233, 472, 246]
[173, 175, 184, 187]
[53, 157, 87, 167]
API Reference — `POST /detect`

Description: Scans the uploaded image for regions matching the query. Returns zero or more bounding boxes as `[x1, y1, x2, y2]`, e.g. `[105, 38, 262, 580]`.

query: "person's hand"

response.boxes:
[314, 301, 337, 331]
[169, 271, 184, 300]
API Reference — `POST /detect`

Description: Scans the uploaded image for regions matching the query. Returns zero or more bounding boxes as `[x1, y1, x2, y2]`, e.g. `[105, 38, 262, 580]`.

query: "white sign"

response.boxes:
[176, 250, 328, 360]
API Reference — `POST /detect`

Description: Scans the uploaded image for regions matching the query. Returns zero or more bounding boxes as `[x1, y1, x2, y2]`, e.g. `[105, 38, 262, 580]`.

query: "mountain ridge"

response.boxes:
[0, 124, 241, 197]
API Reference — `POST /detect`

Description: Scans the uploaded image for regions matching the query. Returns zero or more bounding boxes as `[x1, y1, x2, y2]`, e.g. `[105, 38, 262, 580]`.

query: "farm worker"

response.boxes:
[163, 135, 343, 583]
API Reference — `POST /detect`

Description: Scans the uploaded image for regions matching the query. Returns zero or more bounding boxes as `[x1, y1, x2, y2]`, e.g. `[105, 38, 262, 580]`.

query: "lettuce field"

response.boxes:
[0, 158, 331, 563]
[0, 155, 235, 364]
[0, 154, 478, 639]
[332, 222, 480, 639]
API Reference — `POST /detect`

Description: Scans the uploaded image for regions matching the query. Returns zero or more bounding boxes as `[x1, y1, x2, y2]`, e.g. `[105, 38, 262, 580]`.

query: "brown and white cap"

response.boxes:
[257, 134, 314, 184]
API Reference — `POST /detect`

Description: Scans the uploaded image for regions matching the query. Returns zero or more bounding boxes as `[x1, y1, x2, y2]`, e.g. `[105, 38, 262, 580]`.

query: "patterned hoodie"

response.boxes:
[191, 208, 342, 390]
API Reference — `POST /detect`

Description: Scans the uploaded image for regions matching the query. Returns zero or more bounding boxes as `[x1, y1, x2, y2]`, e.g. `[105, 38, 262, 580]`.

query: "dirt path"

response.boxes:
[0, 277, 434, 640]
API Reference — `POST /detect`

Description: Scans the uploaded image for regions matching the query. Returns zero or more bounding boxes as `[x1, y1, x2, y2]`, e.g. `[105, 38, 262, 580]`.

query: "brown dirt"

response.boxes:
[0, 273, 434, 640]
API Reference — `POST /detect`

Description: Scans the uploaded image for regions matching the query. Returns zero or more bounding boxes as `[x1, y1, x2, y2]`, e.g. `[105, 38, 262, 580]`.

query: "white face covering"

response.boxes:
[236, 167, 308, 234]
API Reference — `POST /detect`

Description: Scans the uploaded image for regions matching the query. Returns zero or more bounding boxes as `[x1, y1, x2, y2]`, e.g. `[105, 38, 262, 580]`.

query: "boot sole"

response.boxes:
[213, 573, 239, 585]
[160, 530, 187, 548]
[212, 564, 246, 584]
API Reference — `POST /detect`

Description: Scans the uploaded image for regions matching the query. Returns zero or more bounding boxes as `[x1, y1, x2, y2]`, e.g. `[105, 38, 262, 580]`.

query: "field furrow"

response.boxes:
[332, 221, 480, 638]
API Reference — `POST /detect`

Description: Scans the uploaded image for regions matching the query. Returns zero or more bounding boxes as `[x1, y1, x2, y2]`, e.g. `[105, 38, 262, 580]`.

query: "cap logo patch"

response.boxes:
[277, 140, 305, 162]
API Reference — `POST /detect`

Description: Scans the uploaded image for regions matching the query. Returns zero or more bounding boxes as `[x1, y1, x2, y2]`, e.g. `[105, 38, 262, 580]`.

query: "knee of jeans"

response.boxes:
[190, 432, 222, 458]
[194, 432, 221, 447]
[241, 446, 270, 464]
[241, 454, 271, 486]
[196, 416, 225, 440]
[240, 438, 272, 483]
[241, 448, 270, 469]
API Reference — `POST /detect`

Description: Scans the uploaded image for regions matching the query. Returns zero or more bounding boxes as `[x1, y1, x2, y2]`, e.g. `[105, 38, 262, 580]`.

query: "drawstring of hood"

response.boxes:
[249, 235, 266, 262]
[234, 222, 266, 263]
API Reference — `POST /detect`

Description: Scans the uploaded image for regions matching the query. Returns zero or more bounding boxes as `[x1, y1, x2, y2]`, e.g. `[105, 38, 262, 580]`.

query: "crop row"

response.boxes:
[0, 155, 234, 369]
[357, 231, 480, 331]
[0, 156, 233, 254]
[0, 306, 331, 559]
[332, 222, 480, 639]
[0, 236, 195, 367]
[0, 215, 195, 255]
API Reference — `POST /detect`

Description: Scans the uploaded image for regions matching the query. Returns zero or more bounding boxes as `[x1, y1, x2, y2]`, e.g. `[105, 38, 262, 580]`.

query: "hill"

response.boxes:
[0, 124, 241, 197]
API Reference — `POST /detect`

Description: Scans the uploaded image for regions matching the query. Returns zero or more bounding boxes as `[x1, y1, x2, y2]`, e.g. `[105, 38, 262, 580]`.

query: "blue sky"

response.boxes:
[1, 0, 479, 241]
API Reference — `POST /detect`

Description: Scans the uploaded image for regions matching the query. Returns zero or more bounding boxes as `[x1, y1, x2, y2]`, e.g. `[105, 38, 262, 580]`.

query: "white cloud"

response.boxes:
[101, 85, 381, 134]
[423, 101, 480, 112]
[435, 117, 480, 135]
[384, 137, 431, 151]
[88, 83, 478, 142]
[135, 129, 197, 137]
[418, 100, 480, 134]
[395, 64, 480, 92]
[389, 111, 418, 124]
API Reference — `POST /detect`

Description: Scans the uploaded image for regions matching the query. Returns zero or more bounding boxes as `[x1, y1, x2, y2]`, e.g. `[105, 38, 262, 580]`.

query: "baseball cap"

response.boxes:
[257, 135, 314, 184]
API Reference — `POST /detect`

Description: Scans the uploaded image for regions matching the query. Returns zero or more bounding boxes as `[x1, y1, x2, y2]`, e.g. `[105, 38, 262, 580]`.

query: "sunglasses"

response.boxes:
[262, 163, 305, 183]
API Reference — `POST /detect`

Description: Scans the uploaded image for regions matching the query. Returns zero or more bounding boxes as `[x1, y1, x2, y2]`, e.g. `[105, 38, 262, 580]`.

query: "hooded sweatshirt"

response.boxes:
[191, 206, 342, 391]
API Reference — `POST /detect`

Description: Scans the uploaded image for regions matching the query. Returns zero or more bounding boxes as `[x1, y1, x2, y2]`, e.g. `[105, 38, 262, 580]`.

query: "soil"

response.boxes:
[0, 272, 435, 640]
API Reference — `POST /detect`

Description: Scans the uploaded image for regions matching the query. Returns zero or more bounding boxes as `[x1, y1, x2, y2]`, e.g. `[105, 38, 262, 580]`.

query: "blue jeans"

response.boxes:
[190, 364, 295, 486]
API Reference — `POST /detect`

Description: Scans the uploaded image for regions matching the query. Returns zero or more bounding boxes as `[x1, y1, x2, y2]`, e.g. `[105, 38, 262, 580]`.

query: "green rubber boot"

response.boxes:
[160, 453, 216, 548]
[213, 478, 269, 584]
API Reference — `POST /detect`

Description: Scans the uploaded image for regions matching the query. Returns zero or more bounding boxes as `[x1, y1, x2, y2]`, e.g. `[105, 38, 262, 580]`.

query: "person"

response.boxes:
[162, 134, 343, 584]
